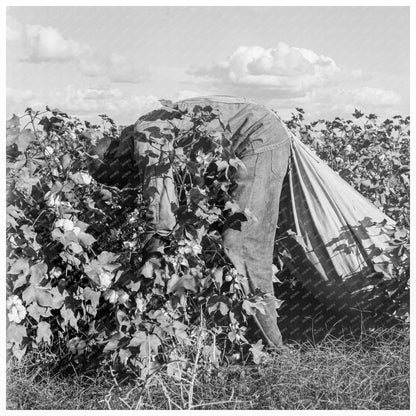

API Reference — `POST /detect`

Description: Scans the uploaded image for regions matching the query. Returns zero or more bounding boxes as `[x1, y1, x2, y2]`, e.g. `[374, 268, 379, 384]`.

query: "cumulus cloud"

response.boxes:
[6, 87, 40, 116]
[188, 43, 341, 95]
[7, 87, 36, 104]
[7, 17, 145, 84]
[6, 84, 162, 125]
[187, 42, 403, 119]
[21, 25, 90, 63]
[78, 53, 147, 84]
[269, 86, 402, 120]
[51, 86, 160, 118]
[6, 15, 22, 42]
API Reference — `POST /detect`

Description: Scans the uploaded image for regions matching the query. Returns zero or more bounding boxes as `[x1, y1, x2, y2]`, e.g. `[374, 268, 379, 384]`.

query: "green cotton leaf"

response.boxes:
[224, 200, 241, 214]
[11, 344, 27, 361]
[20, 225, 42, 251]
[84, 252, 120, 288]
[147, 334, 161, 355]
[94, 251, 120, 273]
[36, 321, 52, 345]
[242, 299, 266, 316]
[128, 331, 147, 348]
[60, 153, 72, 170]
[26, 303, 52, 322]
[222, 212, 247, 232]
[167, 350, 186, 380]
[118, 270, 141, 292]
[103, 337, 120, 353]
[60, 304, 78, 330]
[168, 274, 198, 294]
[50, 286, 67, 309]
[7, 129, 35, 152]
[7, 323, 27, 345]
[54, 228, 79, 245]
[48, 107, 68, 117]
[189, 188, 206, 204]
[138, 334, 161, 358]
[15, 167, 40, 195]
[78, 231, 97, 248]
[118, 349, 132, 365]
[22, 284, 36, 305]
[208, 301, 229, 316]
[173, 321, 189, 342]
[9, 258, 30, 276]
[166, 274, 180, 294]
[116, 310, 129, 327]
[29, 263, 48, 286]
[82, 287, 101, 316]
[7, 114, 20, 129]
[9, 258, 30, 290]
[22, 285, 54, 308]
[202, 343, 221, 368]
[6, 205, 25, 228]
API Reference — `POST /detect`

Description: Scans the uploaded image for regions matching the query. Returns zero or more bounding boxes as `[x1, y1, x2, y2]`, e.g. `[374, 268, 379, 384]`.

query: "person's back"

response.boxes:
[88, 96, 291, 348]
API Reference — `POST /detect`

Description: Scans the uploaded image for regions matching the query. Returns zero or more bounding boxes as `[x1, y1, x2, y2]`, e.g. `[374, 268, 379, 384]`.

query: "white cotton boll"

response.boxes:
[55, 218, 74, 231]
[50, 267, 63, 278]
[99, 271, 113, 289]
[45, 192, 61, 207]
[45, 146, 54, 156]
[117, 290, 129, 305]
[136, 296, 145, 312]
[103, 289, 118, 304]
[6, 295, 20, 310]
[7, 296, 27, 323]
[80, 172, 92, 185]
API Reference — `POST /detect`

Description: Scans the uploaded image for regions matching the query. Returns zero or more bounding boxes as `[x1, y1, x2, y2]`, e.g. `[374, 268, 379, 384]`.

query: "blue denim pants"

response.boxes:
[223, 141, 290, 347]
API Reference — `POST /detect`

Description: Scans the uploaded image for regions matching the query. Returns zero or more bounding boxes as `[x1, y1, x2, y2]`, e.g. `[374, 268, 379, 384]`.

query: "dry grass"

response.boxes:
[7, 327, 409, 410]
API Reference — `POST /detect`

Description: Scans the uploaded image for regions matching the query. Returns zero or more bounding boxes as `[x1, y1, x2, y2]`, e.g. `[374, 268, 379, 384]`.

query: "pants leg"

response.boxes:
[223, 143, 290, 347]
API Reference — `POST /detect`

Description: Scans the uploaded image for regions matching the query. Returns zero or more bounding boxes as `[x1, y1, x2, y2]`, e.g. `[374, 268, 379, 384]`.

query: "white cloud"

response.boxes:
[188, 43, 341, 95]
[46, 86, 160, 124]
[269, 86, 402, 120]
[22, 25, 90, 63]
[78, 59, 103, 77]
[107, 53, 147, 84]
[187, 42, 403, 119]
[8, 17, 145, 84]
[7, 87, 35, 104]
[343, 87, 401, 108]
[6, 15, 22, 42]
[6, 85, 161, 125]
[78, 53, 147, 84]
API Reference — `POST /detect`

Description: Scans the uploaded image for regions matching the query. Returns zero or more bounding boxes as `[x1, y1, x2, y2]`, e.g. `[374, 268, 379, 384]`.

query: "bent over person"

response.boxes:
[88, 96, 291, 348]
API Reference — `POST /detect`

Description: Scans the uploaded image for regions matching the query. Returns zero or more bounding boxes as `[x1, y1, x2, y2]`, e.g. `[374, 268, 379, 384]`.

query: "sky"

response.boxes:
[6, 6, 410, 124]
